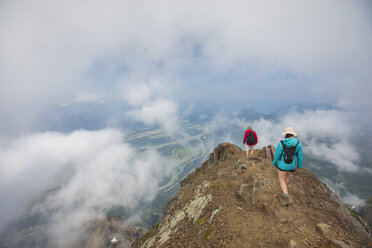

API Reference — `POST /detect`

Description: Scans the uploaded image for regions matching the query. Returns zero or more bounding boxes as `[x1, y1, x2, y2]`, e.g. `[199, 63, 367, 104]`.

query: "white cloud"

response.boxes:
[253, 110, 362, 173]
[0, 0, 371, 133]
[205, 109, 364, 173]
[0, 1, 370, 243]
[59, 103, 69, 107]
[340, 193, 366, 207]
[322, 178, 366, 206]
[0, 129, 176, 247]
[73, 92, 105, 104]
[123, 84, 152, 106]
[121, 78, 181, 134]
[127, 98, 179, 134]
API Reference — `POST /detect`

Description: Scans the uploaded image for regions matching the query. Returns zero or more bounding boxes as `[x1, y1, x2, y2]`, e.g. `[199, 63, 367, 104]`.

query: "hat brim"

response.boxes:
[282, 131, 297, 136]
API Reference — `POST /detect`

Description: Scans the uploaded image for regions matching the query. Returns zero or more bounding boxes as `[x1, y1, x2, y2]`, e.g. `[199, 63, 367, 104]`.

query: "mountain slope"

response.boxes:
[78, 216, 144, 248]
[133, 143, 372, 248]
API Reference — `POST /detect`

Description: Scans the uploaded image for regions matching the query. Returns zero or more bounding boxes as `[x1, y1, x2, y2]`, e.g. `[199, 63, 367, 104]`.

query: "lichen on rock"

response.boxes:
[139, 192, 213, 248]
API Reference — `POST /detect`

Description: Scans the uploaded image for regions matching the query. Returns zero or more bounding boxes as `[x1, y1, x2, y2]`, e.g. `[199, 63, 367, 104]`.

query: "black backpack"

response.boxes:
[281, 140, 299, 164]
[246, 131, 256, 145]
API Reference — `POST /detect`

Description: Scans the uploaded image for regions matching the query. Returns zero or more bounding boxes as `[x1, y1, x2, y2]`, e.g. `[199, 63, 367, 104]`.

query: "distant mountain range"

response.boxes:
[237, 103, 336, 122]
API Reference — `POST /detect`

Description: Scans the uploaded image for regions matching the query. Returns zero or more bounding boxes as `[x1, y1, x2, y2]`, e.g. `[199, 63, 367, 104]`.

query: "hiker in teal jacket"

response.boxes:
[272, 127, 303, 205]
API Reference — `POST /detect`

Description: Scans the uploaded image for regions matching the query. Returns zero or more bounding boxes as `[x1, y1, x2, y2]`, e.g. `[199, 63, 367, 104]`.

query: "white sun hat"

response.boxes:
[282, 127, 298, 136]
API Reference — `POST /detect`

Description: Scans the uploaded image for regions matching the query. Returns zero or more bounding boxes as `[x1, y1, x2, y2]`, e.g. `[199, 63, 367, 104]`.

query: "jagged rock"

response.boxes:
[354, 204, 372, 229]
[254, 199, 272, 215]
[279, 218, 288, 224]
[208, 142, 240, 165]
[249, 173, 271, 206]
[316, 223, 331, 236]
[81, 216, 144, 248]
[288, 239, 297, 248]
[208, 206, 223, 224]
[238, 183, 249, 198]
[195, 181, 211, 195]
[180, 177, 192, 187]
[233, 160, 248, 175]
[257, 145, 275, 161]
[138, 193, 213, 247]
[133, 143, 372, 248]
[186, 194, 213, 223]
[236, 183, 250, 206]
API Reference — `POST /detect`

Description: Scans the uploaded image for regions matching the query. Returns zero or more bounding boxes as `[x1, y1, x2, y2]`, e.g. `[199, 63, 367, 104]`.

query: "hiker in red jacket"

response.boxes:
[243, 126, 258, 158]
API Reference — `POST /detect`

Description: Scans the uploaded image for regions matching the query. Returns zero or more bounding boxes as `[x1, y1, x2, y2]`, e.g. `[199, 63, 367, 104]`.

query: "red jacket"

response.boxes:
[243, 129, 258, 146]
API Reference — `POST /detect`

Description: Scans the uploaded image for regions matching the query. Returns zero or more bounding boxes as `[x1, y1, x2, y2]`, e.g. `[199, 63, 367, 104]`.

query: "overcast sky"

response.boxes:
[0, 0, 371, 133]
[0, 1, 372, 246]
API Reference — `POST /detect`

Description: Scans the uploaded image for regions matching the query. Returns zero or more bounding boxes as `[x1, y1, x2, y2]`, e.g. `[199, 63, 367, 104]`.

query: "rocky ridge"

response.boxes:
[133, 143, 372, 248]
[77, 216, 145, 248]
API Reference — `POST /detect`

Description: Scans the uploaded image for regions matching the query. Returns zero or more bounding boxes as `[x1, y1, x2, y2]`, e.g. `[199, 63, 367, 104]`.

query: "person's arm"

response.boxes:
[243, 130, 248, 144]
[272, 142, 282, 166]
[253, 131, 258, 145]
[296, 143, 303, 169]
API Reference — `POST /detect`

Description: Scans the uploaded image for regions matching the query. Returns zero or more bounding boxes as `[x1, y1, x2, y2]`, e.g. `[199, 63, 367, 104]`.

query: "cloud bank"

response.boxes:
[0, 129, 175, 247]
[322, 178, 366, 207]
[206, 109, 367, 174]
[0, 0, 371, 133]
[122, 81, 180, 134]
[202, 107, 372, 207]
[73, 92, 105, 104]
[255, 110, 363, 173]
[0, 0, 371, 245]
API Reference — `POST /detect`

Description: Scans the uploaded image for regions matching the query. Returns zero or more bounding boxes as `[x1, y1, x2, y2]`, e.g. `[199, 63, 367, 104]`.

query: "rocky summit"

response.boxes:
[132, 143, 372, 248]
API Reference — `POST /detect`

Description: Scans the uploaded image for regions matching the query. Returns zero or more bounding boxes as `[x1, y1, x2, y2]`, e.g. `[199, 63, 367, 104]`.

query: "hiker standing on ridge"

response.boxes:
[272, 127, 303, 205]
[243, 125, 258, 159]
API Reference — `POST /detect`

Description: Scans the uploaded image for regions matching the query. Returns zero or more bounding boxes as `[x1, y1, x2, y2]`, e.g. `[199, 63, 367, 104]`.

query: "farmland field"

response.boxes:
[124, 121, 212, 226]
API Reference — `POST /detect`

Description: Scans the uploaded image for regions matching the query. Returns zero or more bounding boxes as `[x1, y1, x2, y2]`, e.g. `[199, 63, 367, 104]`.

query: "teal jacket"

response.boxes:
[272, 138, 303, 171]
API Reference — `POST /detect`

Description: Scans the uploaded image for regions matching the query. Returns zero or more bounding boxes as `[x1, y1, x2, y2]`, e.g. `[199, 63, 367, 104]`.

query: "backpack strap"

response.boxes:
[294, 141, 299, 151]
[280, 140, 286, 149]
[281, 140, 300, 154]
[281, 140, 299, 149]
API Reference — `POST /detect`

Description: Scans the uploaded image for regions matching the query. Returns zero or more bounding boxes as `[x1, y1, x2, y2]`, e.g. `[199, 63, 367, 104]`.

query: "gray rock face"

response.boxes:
[79, 216, 145, 248]
[354, 204, 372, 229]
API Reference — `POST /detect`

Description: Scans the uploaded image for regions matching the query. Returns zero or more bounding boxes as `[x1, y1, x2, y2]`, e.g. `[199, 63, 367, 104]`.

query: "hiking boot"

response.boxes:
[280, 198, 290, 206]
[280, 194, 292, 206]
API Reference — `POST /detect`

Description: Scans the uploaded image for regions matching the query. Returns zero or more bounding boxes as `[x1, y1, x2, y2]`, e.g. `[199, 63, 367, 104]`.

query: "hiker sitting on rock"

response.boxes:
[243, 125, 258, 159]
[272, 127, 303, 205]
